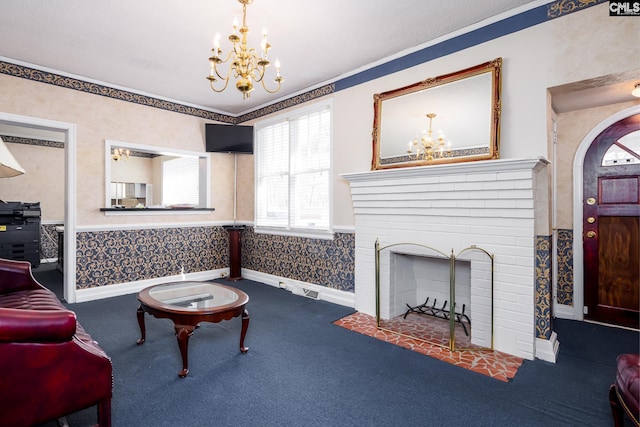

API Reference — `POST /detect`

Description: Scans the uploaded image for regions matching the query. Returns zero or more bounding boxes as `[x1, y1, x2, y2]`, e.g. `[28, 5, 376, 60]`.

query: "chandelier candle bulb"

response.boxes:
[261, 29, 268, 57]
[229, 17, 240, 44]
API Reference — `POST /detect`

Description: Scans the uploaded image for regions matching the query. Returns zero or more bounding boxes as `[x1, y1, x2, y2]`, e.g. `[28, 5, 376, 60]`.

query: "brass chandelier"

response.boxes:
[206, 0, 283, 100]
[408, 113, 451, 161]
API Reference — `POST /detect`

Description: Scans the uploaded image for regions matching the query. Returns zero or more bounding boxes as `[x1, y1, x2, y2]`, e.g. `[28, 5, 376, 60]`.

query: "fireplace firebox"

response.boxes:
[375, 240, 493, 351]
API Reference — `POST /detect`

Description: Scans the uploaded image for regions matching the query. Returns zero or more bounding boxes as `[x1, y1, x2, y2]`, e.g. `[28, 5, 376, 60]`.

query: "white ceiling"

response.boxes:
[0, 0, 547, 117]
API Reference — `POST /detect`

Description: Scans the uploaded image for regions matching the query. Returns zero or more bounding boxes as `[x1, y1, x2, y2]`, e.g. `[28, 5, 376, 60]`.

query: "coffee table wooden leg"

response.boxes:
[240, 308, 249, 353]
[136, 304, 146, 345]
[175, 324, 195, 378]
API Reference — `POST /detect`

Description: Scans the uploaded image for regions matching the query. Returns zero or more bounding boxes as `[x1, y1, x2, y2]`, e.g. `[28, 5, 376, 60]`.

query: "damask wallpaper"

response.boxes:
[556, 229, 574, 306]
[75, 226, 229, 289]
[74, 225, 356, 293]
[242, 227, 355, 292]
[536, 235, 553, 339]
[40, 223, 62, 260]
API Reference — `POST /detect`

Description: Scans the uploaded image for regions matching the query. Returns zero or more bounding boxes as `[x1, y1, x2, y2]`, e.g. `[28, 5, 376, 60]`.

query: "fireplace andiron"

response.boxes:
[403, 297, 471, 336]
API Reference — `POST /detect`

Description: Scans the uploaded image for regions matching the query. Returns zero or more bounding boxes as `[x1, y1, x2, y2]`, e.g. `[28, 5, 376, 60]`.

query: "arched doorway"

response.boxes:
[582, 114, 639, 329]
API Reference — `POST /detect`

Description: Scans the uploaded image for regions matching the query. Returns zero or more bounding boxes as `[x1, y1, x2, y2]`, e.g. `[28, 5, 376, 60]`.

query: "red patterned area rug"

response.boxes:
[334, 311, 523, 382]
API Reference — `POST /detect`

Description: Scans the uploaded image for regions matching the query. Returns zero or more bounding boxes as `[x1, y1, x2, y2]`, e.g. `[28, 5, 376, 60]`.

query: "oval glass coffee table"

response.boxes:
[136, 281, 249, 377]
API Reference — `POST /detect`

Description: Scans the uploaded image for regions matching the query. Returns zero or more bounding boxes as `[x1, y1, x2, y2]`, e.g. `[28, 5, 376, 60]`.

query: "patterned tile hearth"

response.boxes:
[334, 312, 523, 382]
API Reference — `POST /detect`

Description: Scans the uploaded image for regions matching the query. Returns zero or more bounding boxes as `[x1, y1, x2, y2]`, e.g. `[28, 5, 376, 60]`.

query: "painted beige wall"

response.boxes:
[234, 153, 254, 221]
[548, 5, 639, 88]
[0, 141, 64, 221]
[0, 73, 236, 226]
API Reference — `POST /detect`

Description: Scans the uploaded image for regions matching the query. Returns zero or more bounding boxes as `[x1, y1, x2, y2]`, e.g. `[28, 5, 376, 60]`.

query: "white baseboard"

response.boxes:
[554, 303, 580, 320]
[241, 269, 355, 309]
[74, 268, 228, 303]
[535, 331, 559, 363]
[72, 267, 356, 310]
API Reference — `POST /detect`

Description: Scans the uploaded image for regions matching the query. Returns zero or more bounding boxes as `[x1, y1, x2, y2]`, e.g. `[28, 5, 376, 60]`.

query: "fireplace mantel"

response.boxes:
[342, 157, 556, 362]
[342, 157, 549, 182]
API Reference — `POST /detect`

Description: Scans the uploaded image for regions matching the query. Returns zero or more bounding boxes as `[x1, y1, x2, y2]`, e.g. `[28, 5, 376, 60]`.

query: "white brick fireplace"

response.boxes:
[343, 158, 557, 361]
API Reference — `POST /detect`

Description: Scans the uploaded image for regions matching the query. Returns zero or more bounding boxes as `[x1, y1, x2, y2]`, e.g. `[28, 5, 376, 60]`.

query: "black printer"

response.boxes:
[0, 201, 41, 267]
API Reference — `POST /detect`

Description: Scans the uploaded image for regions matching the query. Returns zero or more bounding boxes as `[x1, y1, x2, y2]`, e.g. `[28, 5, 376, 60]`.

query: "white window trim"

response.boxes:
[253, 100, 334, 239]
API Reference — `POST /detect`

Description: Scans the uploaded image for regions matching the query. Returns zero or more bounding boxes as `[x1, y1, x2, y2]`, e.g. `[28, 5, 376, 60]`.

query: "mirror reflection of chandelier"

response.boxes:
[206, 0, 284, 100]
[408, 113, 451, 161]
[112, 148, 130, 162]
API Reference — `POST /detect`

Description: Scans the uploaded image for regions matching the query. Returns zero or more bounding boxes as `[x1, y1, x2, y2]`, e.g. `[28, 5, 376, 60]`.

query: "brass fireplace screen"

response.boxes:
[374, 239, 494, 352]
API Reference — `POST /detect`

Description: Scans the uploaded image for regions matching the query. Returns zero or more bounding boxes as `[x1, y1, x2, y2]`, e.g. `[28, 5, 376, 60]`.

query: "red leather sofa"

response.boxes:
[610, 353, 640, 427]
[0, 258, 112, 426]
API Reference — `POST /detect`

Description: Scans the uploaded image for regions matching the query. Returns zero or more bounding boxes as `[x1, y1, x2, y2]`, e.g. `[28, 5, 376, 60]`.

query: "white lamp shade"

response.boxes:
[0, 136, 26, 177]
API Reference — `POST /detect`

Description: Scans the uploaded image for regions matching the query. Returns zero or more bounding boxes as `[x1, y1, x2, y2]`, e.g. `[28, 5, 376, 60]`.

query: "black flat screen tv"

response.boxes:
[205, 124, 254, 154]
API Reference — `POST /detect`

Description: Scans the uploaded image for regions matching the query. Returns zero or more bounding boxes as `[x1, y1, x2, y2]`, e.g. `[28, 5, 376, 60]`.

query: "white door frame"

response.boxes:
[0, 112, 77, 303]
[570, 105, 640, 321]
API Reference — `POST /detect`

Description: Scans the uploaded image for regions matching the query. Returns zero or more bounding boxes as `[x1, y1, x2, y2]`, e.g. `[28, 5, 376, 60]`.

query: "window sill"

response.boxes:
[254, 227, 334, 240]
[100, 207, 215, 216]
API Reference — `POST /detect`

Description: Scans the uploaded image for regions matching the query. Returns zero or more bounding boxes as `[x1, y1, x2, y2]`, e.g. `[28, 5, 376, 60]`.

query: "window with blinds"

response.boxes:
[255, 103, 332, 234]
[162, 156, 200, 206]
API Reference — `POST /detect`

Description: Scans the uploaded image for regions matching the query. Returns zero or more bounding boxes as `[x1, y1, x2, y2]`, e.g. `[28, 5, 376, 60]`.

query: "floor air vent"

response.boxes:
[302, 289, 319, 300]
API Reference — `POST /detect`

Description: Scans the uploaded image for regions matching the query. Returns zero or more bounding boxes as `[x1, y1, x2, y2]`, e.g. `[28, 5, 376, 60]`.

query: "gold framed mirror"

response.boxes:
[371, 58, 502, 170]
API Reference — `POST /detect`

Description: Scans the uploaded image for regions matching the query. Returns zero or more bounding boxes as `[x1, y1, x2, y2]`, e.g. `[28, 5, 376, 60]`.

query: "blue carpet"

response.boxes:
[35, 276, 639, 427]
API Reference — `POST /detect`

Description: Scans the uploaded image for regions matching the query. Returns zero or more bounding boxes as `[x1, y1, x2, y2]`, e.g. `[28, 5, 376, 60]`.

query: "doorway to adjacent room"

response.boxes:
[582, 114, 639, 329]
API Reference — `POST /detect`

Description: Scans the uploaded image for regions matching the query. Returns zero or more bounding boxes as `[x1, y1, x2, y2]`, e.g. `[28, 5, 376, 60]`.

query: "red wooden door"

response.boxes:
[583, 114, 639, 329]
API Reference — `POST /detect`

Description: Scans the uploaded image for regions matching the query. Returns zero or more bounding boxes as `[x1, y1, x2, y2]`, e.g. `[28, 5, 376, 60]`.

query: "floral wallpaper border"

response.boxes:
[0, 61, 235, 124]
[547, 0, 605, 19]
[0, 60, 334, 125]
[0, 135, 64, 149]
[380, 146, 490, 166]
